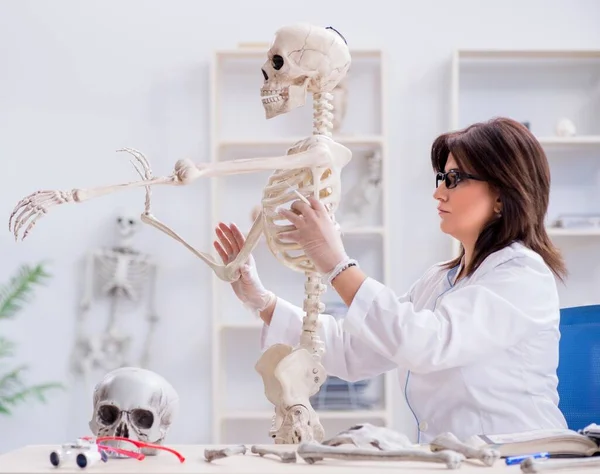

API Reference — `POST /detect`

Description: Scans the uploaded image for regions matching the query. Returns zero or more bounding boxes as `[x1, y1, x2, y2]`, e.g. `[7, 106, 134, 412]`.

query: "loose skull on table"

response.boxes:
[89, 367, 178, 455]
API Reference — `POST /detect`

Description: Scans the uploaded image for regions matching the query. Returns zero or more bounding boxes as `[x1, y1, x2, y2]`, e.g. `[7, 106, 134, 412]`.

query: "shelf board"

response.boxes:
[457, 49, 600, 60]
[218, 135, 384, 149]
[220, 321, 263, 330]
[216, 48, 382, 59]
[220, 410, 388, 421]
[547, 227, 600, 237]
[537, 136, 600, 147]
[343, 226, 385, 235]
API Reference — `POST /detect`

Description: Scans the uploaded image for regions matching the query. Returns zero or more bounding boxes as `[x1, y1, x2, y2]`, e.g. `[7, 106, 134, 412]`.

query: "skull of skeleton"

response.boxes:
[89, 367, 178, 455]
[115, 210, 140, 239]
[260, 23, 351, 119]
[322, 423, 413, 451]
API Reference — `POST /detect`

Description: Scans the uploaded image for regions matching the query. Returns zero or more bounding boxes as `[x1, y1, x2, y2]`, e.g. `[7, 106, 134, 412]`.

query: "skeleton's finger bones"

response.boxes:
[204, 445, 247, 462]
[250, 445, 296, 463]
[296, 441, 466, 469]
[430, 431, 500, 466]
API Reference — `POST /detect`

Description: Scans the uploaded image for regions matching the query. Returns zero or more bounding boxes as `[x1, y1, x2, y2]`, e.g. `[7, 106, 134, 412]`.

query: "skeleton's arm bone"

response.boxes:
[193, 144, 333, 178]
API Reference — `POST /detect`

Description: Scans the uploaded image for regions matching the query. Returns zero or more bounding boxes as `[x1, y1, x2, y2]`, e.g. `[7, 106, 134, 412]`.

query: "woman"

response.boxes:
[213, 117, 569, 443]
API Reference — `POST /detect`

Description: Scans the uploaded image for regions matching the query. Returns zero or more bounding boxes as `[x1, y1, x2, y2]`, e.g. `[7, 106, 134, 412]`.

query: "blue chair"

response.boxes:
[557, 304, 600, 430]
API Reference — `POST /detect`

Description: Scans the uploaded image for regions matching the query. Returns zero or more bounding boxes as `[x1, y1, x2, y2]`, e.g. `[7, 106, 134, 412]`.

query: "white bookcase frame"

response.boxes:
[208, 46, 393, 443]
[449, 49, 600, 306]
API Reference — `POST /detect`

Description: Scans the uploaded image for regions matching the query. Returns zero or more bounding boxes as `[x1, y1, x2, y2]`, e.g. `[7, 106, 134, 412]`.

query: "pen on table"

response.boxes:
[505, 452, 550, 465]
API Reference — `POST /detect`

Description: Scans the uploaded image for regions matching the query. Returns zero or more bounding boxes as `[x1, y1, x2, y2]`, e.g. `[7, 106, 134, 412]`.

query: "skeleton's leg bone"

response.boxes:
[296, 441, 466, 469]
[430, 432, 500, 466]
[250, 445, 296, 463]
[204, 445, 247, 462]
[520, 456, 600, 473]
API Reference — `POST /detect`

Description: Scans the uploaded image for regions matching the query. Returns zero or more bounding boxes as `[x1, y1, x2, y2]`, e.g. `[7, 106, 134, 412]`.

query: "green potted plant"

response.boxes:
[0, 262, 63, 415]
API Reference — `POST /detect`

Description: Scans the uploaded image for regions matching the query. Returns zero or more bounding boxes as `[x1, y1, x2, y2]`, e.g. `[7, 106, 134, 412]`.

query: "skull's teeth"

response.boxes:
[261, 88, 287, 103]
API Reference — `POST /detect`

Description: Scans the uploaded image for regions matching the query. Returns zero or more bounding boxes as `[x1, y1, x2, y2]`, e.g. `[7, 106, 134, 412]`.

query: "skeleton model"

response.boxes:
[73, 210, 158, 377]
[8, 23, 352, 444]
[89, 367, 178, 455]
[339, 149, 382, 227]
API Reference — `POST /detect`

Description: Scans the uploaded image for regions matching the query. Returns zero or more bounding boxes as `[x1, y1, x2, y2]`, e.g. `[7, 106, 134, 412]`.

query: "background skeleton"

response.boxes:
[72, 210, 158, 379]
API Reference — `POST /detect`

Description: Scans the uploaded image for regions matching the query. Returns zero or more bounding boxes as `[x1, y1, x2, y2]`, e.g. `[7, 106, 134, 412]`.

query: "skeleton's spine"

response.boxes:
[299, 92, 336, 358]
[299, 274, 326, 358]
[312, 92, 334, 137]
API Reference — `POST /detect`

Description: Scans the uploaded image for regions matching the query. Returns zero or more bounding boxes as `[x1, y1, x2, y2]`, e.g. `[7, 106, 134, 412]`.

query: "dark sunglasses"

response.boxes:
[436, 169, 485, 189]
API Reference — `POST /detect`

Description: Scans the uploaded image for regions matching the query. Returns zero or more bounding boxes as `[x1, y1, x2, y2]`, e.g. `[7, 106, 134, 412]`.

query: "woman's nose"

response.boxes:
[433, 183, 448, 201]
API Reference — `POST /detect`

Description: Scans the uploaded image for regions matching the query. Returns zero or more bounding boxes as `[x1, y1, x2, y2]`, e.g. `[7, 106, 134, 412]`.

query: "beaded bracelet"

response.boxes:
[325, 258, 359, 284]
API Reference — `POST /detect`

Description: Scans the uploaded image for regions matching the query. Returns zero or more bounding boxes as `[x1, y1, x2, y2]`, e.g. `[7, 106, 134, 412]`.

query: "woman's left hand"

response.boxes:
[277, 196, 348, 275]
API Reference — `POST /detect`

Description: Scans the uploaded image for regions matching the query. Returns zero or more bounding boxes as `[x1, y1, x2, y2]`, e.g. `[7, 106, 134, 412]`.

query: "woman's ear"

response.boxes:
[494, 196, 503, 216]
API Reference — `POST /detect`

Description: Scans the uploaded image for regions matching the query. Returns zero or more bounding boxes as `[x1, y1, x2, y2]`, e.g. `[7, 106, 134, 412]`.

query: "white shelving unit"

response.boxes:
[209, 45, 392, 444]
[450, 49, 600, 306]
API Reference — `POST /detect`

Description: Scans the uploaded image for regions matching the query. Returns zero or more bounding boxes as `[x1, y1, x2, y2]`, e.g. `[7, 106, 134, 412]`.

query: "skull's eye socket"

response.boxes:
[131, 409, 154, 429]
[98, 405, 120, 425]
[117, 217, 123, 223]
[128, 219, 134, 225]
[272, 55, 284, 70]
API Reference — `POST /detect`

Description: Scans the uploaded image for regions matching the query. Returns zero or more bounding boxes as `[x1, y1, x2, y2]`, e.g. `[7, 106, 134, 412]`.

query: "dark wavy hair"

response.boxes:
[431, 117, 567, 281]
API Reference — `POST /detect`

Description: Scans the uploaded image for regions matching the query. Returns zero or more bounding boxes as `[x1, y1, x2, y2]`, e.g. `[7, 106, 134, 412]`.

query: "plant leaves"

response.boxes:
[0, 262, 51, 321]
[0, 382, 63, 415]
[0, 262, 62, 416]
[0, 337, 15, 359]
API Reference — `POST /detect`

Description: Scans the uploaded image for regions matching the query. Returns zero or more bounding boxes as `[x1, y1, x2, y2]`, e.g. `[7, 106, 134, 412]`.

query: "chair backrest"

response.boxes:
[557, 304, 600, 430]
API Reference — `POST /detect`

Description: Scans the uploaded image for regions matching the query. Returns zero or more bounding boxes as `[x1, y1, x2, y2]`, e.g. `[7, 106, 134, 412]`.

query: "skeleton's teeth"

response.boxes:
[261, 88, 286, 103]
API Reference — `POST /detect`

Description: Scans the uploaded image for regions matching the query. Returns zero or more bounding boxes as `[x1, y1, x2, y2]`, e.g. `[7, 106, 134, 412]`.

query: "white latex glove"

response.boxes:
[213, 222, 275, 312]
[278, 196, 348, 275]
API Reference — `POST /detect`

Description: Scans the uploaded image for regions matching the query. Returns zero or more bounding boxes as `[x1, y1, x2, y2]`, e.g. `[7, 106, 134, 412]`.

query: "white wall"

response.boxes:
[0, 0, 599, 453]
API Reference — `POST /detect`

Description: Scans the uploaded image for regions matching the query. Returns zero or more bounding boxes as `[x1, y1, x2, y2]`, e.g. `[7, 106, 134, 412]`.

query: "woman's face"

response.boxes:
[433, 153, 500, 246]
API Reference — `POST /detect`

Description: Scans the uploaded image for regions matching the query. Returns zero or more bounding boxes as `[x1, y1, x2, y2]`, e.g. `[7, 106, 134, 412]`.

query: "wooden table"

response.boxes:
[0, 444, 594, 473]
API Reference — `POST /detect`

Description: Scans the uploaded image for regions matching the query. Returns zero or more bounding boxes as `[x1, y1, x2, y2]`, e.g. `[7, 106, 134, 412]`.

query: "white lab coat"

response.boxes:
[260, 241, 568, 443]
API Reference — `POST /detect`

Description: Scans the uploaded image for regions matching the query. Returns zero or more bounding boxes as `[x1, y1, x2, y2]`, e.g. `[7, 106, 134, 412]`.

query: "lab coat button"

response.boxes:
[419, 421, 428, 432]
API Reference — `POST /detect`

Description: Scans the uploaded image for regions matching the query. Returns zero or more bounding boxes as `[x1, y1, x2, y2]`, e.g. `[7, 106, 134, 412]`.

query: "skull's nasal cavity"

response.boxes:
[115, 422, 129, 438]
[262, 69, 268, 81]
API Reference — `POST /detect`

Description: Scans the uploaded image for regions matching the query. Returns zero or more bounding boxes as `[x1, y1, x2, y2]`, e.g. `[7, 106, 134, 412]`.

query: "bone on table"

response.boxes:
[204, 445, 247, 462]
[251, 445, 296, 463]
[430, 431, 501, 466]
[296, 441, 466, 469]
[520, 455, 600, 473]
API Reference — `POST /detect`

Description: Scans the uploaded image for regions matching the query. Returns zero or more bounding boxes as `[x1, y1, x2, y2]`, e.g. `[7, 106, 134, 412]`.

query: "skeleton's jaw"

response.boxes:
[261, 79, 309, 119]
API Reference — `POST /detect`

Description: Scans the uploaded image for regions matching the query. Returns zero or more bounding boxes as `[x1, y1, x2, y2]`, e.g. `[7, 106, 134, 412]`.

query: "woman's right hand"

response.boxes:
[213, 222, 276, 313]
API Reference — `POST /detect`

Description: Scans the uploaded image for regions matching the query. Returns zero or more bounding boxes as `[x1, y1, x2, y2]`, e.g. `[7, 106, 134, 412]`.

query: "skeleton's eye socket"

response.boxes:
[98, 405, 120, 425]
[272, 55, 284, 70]
[128, 219, 134, 225]
[131, 409, 154, 429]
[117, 217, 123, 223]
